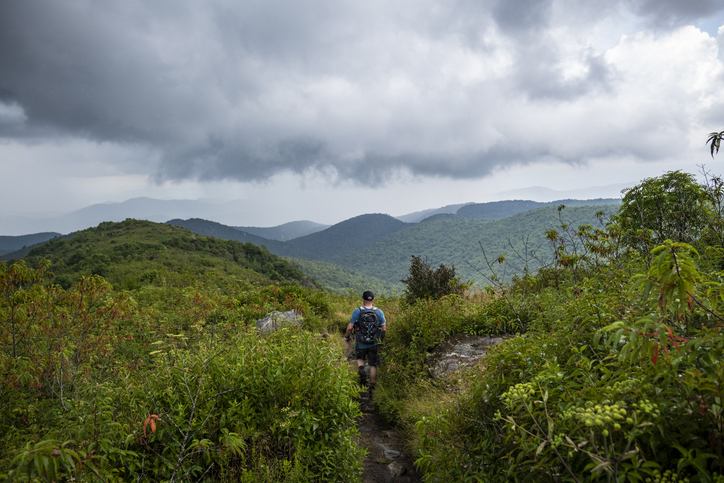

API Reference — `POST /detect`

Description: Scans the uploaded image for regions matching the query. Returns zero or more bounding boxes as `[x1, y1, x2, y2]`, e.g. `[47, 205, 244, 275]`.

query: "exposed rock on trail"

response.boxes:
[346, 333, 506, 482]
[346, 341, 422, 483]
[425, 333, 507, 380]
[356, 391, 421, 483]
[255, 310, 302, 333]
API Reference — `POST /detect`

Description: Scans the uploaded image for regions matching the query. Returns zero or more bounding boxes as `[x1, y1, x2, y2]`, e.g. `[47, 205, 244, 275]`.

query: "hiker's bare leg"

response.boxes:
[369, 366, 377, 384]
[357, 359, 365, 368]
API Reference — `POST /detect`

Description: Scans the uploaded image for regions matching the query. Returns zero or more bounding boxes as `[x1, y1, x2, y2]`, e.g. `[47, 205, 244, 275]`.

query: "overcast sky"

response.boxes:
[1, 0, 724, 233]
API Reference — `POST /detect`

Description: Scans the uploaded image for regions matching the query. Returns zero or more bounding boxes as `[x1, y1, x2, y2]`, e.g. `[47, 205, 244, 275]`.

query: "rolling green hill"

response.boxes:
[167, 204, 617, 292]
[333, 205, 618, 288]
[278, 213, 410, 261]
[20, 219, 311, 290]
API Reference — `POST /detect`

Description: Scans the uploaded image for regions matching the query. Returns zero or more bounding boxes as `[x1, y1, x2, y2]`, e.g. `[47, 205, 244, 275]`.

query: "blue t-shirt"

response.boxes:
[350, 306, 386, 349]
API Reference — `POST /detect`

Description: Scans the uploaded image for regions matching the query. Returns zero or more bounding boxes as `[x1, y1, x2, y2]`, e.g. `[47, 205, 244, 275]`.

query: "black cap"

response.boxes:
[362, 291, 374, 301]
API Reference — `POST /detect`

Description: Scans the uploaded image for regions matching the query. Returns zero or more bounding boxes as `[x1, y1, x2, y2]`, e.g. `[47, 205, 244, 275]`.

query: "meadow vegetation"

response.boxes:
[3, 160, 724, 481]
[373, 167, 724, 482]
[1, 221, 364, 482]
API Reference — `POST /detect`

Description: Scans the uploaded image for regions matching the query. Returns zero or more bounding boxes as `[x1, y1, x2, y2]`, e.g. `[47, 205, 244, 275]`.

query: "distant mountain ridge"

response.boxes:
[165, 203, 619, 291]
[0, 197, 256, 236]
[3, 198, 622, 293]
[0, 195, 621, 236]
[278, 214, 409, 261]
[0, 232, 62, 256]
[165, 218, 277, 248]
[457, 198, 620, 220]
[233, 221, 329, 241]
[395, 203, 472, 223]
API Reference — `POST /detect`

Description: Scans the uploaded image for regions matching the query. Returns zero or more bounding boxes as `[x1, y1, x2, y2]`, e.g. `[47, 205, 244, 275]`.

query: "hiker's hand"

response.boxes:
[344, 335, 351, 344]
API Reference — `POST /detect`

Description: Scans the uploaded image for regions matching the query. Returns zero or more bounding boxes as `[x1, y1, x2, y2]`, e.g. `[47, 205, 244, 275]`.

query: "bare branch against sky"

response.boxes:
[0, 0, 723, 232]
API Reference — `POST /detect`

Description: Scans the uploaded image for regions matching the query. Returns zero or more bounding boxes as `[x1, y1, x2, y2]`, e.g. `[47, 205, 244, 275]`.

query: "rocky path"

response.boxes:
[346, 343, 422, 483]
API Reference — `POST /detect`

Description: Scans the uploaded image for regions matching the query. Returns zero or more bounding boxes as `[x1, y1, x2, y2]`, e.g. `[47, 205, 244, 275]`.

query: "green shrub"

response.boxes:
[0, 260, 364, 483]
[400, 255, 467, 304]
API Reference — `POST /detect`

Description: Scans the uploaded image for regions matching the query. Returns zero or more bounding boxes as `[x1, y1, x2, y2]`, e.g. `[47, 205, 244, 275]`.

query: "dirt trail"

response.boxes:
[346, 343, 422, 483]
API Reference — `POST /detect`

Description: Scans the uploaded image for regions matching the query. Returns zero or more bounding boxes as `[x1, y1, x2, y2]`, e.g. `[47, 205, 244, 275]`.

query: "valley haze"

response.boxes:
[0, 183, 628, 237]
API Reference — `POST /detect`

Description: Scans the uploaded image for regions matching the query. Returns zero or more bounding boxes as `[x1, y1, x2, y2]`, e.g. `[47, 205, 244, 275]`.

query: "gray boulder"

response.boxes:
[425, 333, 508, 380]
[256, 310, 302, 333]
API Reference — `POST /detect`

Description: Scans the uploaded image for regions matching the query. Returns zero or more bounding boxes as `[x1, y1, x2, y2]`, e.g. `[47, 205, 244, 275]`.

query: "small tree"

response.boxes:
[400, 255, 466, 304]
[611, 170, 709, 255]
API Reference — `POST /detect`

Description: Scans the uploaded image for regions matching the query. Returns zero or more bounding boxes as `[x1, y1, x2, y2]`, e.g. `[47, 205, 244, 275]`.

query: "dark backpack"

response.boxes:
[356, 307, 380, 344]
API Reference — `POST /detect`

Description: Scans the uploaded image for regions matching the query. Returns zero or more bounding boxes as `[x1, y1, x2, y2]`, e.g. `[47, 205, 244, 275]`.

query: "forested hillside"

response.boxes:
[335, 204, 619, 287]
[166, 217, 279, 248]
[287, 257, 401, 295]
[20, 219, 311, 289]
[278, 213, 410, 261]
[170, 204, 618, 292]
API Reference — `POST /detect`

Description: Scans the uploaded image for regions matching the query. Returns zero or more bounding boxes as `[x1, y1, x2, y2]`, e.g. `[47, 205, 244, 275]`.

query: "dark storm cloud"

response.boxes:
[344, 143, 550, 184]
[492, 0, 553, 33]
[630, 0, 724, 29]
[0, 1, 195, 144]
[155, 136, 330, 182]
[0, 0, 721, 186]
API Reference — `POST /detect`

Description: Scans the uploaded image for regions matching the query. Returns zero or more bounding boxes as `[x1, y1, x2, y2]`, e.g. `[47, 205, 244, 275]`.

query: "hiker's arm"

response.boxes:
[345, 308, 359, 340]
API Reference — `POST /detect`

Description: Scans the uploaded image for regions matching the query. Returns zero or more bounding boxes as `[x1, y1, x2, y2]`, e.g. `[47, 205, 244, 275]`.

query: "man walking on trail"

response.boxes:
[345, 291, 387, 392]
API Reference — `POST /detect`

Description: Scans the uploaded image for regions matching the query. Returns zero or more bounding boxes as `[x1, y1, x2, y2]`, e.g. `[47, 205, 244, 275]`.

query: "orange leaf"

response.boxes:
[151, 419, 157, 433]
[652, 343, 658, 366]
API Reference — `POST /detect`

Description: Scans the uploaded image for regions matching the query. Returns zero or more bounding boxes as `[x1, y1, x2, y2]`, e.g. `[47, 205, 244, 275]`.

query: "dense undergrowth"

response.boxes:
[1, 238, 364, 481]
[373, 169, 724, 482]
[4, 166, 724, 481]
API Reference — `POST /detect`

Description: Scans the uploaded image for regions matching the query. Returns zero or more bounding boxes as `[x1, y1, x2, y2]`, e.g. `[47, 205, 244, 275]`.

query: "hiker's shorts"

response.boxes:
[356, 345, 380, 366]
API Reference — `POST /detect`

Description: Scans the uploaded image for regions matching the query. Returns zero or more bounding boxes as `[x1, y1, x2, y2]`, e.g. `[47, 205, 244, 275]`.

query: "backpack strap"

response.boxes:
[354, 307, 364, 329]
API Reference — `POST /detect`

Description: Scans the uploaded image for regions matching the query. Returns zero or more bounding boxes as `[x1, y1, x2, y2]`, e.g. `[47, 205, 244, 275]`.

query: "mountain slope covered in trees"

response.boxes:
[334, 204, 618, 288]
[171, 204, 618, 291]
[20, 219, 311, 290]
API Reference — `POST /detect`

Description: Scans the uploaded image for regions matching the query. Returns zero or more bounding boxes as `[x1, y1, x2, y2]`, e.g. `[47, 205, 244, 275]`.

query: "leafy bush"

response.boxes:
[0, 259, 364, 482]
[409, 240, 724, 482]
[400, 255, 467, 304]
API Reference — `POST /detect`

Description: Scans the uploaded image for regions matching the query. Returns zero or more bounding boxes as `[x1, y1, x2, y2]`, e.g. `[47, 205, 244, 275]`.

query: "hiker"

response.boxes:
[345, 290, 387, 392]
